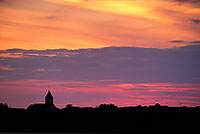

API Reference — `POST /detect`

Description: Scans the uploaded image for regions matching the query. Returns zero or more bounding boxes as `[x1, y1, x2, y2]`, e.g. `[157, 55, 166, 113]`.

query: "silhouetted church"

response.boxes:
[27, 91, 57, 112]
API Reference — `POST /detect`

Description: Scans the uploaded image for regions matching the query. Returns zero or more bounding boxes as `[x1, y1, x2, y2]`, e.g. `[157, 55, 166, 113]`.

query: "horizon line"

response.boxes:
[2, 102, 199, 109]
[1, 44, 200, 51]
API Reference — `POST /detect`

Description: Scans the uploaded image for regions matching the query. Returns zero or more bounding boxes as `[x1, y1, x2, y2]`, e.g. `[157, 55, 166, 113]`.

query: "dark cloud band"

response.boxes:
[0, 45, 200, 83]
[168, 40, 184, 43]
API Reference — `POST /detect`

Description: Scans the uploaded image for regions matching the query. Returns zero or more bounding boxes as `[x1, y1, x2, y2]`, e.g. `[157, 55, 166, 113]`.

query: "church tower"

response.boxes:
[45, 91, 53, 105]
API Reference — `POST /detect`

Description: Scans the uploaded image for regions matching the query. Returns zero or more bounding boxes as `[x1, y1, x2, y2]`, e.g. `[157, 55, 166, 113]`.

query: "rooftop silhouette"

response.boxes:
[27, 91, 57, 112]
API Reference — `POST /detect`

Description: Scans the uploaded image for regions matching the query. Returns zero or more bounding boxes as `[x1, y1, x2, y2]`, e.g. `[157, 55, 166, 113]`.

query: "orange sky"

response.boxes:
[0, 0, 200, 49]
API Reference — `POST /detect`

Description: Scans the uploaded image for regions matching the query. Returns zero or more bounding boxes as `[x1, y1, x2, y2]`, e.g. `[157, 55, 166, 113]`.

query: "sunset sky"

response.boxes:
[0, 0, 200, 108]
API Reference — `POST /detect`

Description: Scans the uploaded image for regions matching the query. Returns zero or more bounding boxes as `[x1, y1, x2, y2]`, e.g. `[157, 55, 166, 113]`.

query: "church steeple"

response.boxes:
[45, 90, 53, 105]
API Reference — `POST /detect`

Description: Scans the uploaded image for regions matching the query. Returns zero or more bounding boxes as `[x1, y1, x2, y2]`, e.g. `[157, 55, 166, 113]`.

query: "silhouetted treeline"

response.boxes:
[0, 103, 200, 132]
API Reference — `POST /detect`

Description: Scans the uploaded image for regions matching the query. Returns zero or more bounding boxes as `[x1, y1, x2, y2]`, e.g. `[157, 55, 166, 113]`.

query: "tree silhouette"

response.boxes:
[0, 103, 200, 132]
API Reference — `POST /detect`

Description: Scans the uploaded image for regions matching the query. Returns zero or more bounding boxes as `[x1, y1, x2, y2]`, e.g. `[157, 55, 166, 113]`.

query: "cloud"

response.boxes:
[1, 45, 200, 107]
[0, 0, 200, 49]
[1, 79, 200, 107]
[36, 68, 45, 72]
[0, 65, 23, 71]
[188, 19, 200, 24]
[1, 0, 200, 108]
[0, 45, 200, 83]
[189, 41, 200, 44]
[44, 15, 58, 20]
[0, 48, 78, 58]
[174, 0, 200, 3]
[0, 65, 16, 71]
[168, 40, 185, 43]
[172, 0, 200, 8]
[173, 0, 200, 5]
[168, 40, 200, 45]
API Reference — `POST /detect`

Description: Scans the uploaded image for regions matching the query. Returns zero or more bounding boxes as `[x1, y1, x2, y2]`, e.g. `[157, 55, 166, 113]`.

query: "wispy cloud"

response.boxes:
[0, 0, 200, 49]
[168, 40, 185, 43]
[1, 79, 200, 107]
[189, 41, 200, 44]
[0, 65, 23, 71]
[188, 18, 200, 24]
[174, 0, 200, 4]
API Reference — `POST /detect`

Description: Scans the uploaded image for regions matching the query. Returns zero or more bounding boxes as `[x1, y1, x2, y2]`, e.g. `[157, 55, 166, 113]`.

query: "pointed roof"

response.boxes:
[46, 90, 53, 98]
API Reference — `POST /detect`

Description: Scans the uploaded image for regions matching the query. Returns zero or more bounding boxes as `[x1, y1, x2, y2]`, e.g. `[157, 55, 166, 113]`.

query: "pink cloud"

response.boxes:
[0, 79, 200, 108]
[0, 65, 23, 70]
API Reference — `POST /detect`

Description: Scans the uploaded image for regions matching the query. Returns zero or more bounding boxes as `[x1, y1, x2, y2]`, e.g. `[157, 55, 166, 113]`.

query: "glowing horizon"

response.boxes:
[0, 0, 200, 50]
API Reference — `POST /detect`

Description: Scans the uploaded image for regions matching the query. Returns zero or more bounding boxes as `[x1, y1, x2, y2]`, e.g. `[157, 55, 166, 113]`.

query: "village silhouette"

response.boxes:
[0, 91, 200, 132]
